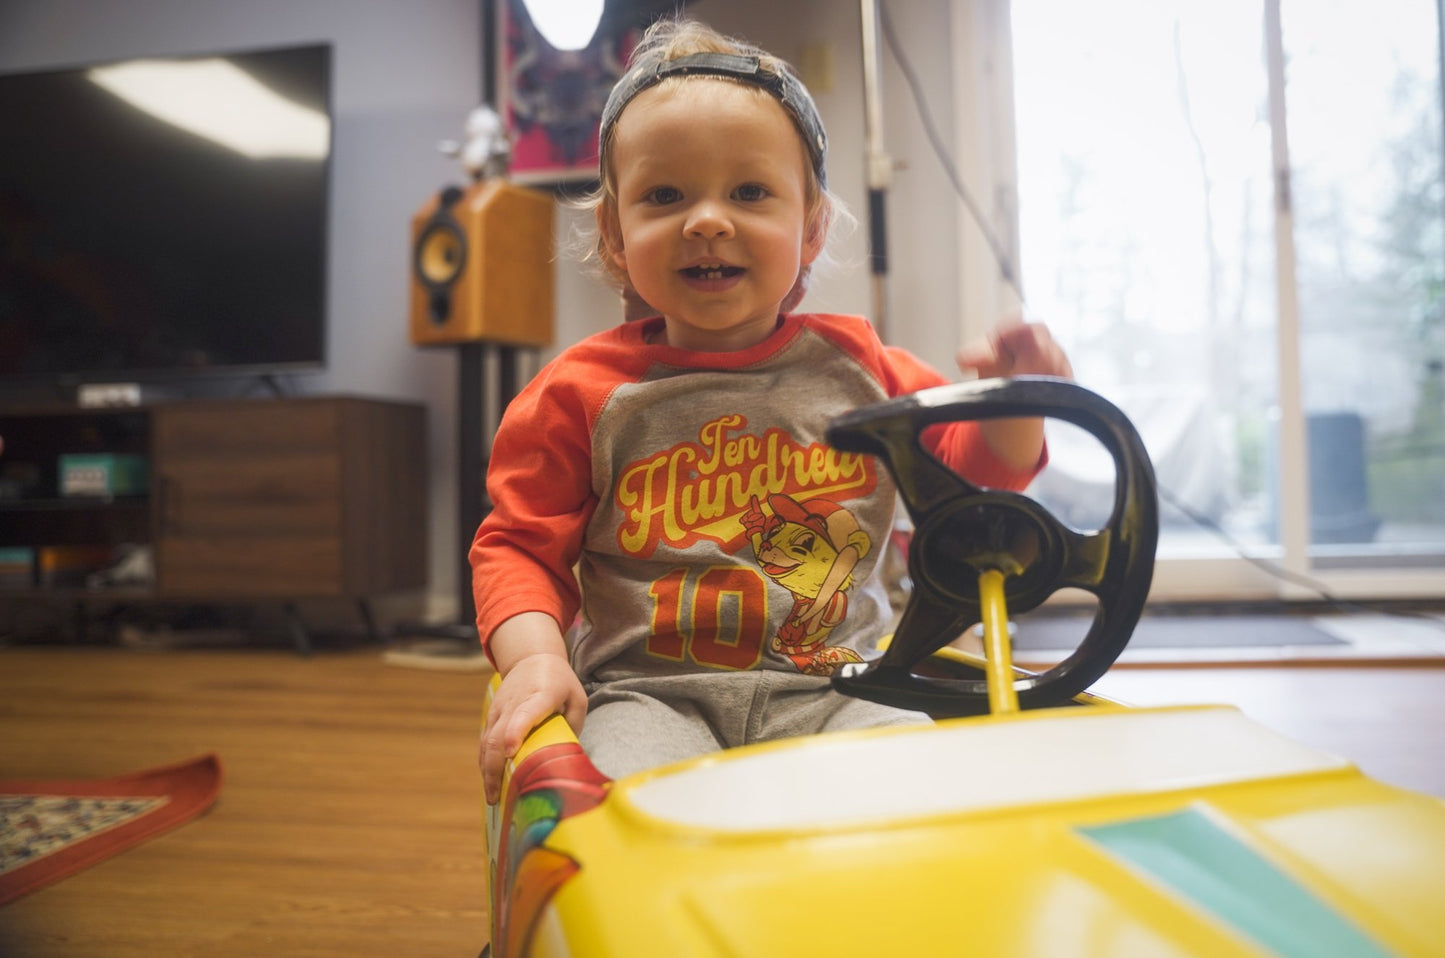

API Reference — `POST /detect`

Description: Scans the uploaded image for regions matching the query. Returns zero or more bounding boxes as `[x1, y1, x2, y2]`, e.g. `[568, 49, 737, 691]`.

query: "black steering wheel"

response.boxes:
[827, 376, 1158, 716]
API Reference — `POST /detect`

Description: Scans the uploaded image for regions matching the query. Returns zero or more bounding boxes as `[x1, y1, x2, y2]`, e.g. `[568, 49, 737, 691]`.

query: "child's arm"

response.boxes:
[955, 318, 1074, 472]
[479, 611, 588, 804]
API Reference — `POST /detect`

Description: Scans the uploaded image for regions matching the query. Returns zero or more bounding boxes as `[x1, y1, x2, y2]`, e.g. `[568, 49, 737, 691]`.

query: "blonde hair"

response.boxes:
[578, 19, 842, 316]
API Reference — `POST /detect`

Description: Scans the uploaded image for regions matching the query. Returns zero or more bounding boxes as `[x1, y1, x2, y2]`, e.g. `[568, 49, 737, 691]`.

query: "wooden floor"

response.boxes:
[1, 645, 1442, 957]
[1091, 665, 1445, 799]
[0, 647, 491, 958]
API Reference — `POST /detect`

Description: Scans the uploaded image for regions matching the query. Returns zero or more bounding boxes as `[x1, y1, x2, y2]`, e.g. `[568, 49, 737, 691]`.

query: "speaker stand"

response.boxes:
[394, 341, 524, 647]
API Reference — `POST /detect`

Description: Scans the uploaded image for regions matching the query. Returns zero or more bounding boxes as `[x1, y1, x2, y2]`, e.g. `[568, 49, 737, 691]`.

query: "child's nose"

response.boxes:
[684, 201, 734, 239]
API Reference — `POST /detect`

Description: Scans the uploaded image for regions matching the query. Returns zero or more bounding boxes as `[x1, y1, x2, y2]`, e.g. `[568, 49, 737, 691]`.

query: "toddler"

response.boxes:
[473, 19, 1072, 802]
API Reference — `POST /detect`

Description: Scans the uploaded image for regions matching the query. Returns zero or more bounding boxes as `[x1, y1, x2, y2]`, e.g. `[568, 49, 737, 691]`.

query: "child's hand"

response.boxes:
[955, 318, 1073, 473]
[480, 651, 587, 805]
[956, 318, 1073, 381]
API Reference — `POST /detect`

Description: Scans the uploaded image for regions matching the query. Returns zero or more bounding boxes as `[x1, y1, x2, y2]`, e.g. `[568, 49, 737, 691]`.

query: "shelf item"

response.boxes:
[58, 453, 149, 498]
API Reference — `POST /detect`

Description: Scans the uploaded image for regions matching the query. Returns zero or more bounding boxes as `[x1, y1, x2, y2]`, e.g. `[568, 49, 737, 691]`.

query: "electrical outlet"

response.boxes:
[797, 42, 835, 95]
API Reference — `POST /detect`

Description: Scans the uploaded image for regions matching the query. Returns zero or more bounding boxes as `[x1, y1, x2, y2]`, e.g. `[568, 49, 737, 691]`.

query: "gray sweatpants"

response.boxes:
[578, 670, 931, 780]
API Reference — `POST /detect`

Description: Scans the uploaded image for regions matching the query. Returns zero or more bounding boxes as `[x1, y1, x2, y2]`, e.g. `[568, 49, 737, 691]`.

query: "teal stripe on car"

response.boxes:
[1079, 807, 1393, 958]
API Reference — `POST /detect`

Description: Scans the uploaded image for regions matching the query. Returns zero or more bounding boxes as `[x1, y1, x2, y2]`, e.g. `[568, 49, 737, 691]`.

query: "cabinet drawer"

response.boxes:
[158, 537, 344, 597]
[154, 401, 340, 456]
[157, 456, 341, 536]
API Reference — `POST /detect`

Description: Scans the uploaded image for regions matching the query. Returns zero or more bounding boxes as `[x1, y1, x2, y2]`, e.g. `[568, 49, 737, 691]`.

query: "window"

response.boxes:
[999, 0, 1445, 599]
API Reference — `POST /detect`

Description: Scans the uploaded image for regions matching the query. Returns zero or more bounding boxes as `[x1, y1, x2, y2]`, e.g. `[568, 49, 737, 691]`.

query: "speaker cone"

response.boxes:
[415, 219, 466, 287]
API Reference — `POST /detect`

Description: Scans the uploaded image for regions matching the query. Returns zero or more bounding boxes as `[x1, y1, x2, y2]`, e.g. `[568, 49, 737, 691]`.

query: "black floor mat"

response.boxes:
[1011, 614, 1346, 650]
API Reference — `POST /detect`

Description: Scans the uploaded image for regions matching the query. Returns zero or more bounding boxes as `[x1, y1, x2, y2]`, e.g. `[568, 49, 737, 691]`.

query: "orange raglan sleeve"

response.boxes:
[806, 315, 1046, 491]
[469, 357, 601, 664]
[880, 344, 1046, 492]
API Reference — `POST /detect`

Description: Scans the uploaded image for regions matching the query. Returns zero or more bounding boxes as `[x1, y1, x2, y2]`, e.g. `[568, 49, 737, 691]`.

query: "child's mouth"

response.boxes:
[681, 264, 744, 281]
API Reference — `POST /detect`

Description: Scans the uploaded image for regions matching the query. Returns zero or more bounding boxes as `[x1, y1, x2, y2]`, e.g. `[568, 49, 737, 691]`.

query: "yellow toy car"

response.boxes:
[482, 378, 1445, 957]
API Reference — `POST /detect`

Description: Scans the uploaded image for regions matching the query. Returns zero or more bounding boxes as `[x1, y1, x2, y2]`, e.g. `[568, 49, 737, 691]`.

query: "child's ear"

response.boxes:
[596, 203, 627, 271]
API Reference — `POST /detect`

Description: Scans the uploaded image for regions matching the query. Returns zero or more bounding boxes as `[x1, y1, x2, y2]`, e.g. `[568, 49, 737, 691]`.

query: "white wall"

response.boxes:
[1, 0, 972, 622]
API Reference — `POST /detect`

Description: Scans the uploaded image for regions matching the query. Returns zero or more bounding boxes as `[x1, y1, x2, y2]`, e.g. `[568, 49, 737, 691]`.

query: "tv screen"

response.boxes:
[0, 42, 332, 386]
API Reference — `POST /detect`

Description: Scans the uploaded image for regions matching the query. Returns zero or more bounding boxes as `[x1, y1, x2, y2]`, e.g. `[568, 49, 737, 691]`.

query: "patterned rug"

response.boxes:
[0, 754, 222, 905]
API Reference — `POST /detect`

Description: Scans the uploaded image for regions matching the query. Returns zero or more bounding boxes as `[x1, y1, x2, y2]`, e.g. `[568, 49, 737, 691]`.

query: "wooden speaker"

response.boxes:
[408, 179, 555, 348]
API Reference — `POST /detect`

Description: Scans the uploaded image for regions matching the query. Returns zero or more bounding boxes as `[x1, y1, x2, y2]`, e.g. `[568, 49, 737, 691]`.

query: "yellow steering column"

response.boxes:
[977, 567, 1019, 715]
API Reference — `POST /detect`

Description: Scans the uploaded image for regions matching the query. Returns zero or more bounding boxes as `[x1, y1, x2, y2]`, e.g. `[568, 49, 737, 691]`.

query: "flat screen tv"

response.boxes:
[0, 42, 332, 389]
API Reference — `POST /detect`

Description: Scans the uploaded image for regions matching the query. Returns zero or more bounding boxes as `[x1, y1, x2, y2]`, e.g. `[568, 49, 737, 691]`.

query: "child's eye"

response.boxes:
[734, 183, 770, 202]
[645, 186, 682, 205]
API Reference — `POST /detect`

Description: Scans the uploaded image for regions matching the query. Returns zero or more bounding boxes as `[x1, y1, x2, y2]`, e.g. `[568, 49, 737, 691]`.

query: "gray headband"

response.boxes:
[598, 51, 828, 188]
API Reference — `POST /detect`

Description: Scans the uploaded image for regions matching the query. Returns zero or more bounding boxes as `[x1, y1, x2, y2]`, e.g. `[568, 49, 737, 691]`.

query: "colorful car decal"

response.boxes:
[1079, 807, 1393, 958]
[491, 743, 610, 958]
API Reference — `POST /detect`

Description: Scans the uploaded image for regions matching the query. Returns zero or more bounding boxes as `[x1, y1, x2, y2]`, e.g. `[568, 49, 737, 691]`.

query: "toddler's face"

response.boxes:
[604, 79, 823, 351]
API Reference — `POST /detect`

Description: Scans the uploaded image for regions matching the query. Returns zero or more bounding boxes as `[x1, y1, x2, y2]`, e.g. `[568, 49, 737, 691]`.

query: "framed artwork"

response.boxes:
[496, 0, 637, 186]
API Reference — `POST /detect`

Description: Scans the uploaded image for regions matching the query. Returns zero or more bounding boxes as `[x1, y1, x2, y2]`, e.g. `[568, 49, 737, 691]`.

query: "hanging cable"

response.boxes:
[877, 2, 1024, 303]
